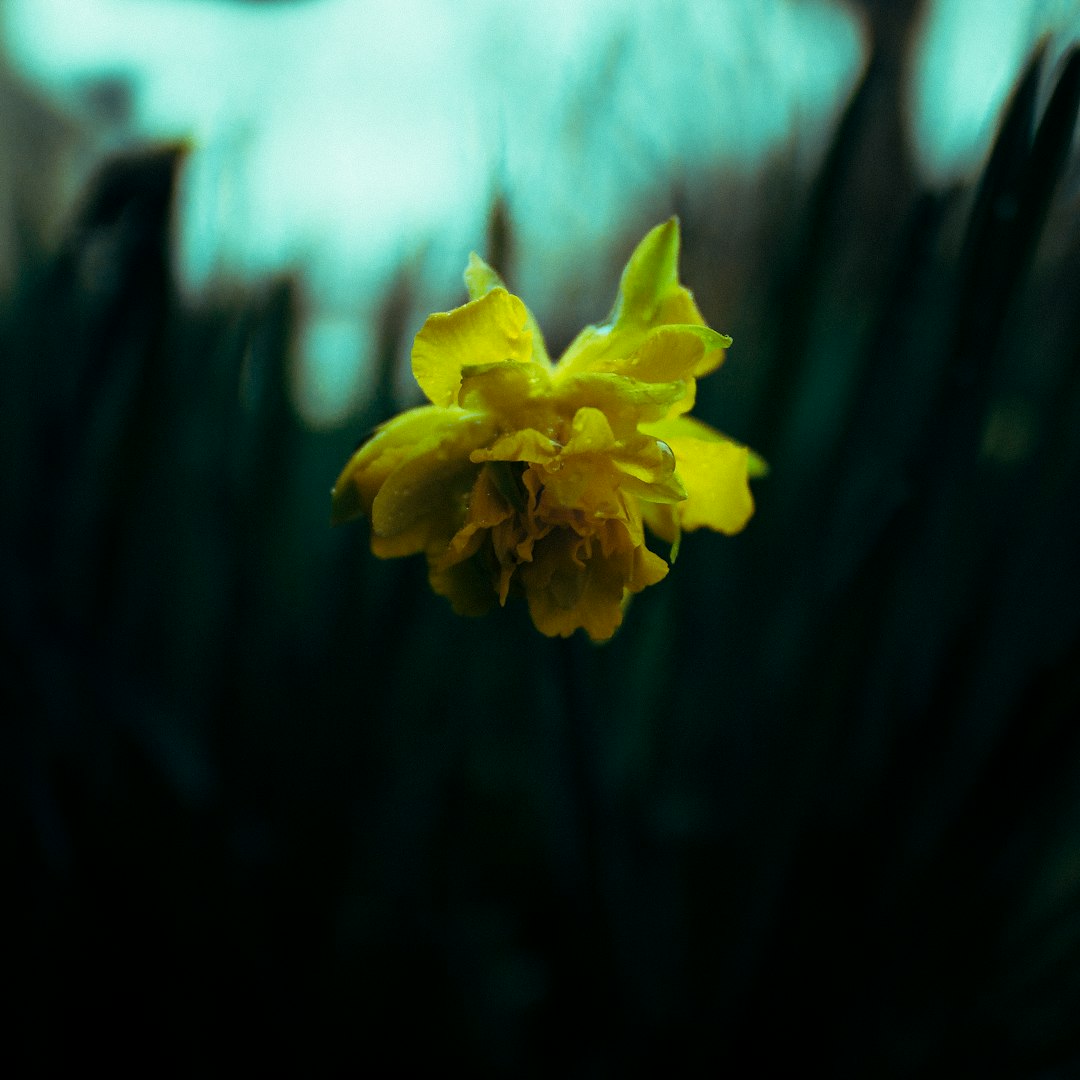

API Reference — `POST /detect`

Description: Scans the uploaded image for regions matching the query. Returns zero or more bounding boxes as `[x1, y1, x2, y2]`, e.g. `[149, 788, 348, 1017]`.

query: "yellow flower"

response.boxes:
[332, 219, 763, 641]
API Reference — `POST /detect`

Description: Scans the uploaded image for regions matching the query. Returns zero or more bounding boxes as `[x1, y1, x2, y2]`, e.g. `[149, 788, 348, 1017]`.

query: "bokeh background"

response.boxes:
[5, 0, 1080, 1074]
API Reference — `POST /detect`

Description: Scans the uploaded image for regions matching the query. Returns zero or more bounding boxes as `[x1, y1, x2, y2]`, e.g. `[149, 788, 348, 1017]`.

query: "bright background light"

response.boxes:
[0, 1, 891, 424]
[909, 0, 1080, 184]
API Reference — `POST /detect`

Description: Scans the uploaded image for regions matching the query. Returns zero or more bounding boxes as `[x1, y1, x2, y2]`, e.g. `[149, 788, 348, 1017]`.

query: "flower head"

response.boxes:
[332, 219, 763, 641]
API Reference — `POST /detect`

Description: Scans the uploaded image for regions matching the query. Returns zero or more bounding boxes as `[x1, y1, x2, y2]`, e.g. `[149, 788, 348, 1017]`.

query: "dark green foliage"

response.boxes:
[5, 31, 1080, 1080]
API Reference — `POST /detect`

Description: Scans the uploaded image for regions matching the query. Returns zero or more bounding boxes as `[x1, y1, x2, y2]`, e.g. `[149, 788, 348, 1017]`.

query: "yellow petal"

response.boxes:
[628, 542, 670, 592]
[428, 462, 529, 608]
[639, 501, 678, 545]
[412, 288, 533, 407]
[554, 218, 709, 377]
[667, 433, 754, 534]
[563, 407, 617, 455]
[554, 323, 641, 378]
[643, 415, 763, 531]
[471, 427, 560, 465]
[614, 218, 695, 327]
[562, 326, 728, 419]
[458, 359, 554, 431]
[624, 325, 730, 382]
[464, 251, 508, 299]
[369, 412, 495, 537]
[610, 433, 680, 488]
[618, 471, 686, 505]
[332, 406, 464, 525]
[653, 287, 707, 327]
[747, 448, 770, 478]
[438, 465, 514, 566]
[644, 414, 738, 444]
[556, 372, 688, 433]
[539, 457, 622, 517]
[370, 522, 434, 559]
[522, 530, 625, 640]
[465, 253, 551, 367]
[522, 520, 669, 641]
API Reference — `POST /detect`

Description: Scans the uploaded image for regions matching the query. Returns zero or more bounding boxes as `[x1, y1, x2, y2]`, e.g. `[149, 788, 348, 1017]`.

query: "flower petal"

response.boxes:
[465, 252, 551, 367]
[611, 434, 681, 489]
[369, 412, 496, 537]
[370, 522, 436, 559]
[623, 325, 731, 382]
[458, 359, 554, 431]
[522, 519, 669, 641]
[639, 501, 679, 546]
[563, 325, 729, 418]
[539, 457, 623, 518]
[412, 288, 533, 407]
[522, 530, 623, 640]
[554, 218, 710, 377]
[615, 218, 700, 327]
[556, 372, 688, 432]
[646, 416, 755, 534]
[677, 441, 752, 533]
[439, 465, 515, 566]
[618, 470, 686, 505]
[471, 427, 560, 466]
[464, 251, 508, 300]
[563, 406, 617, 455]
[332, 406, 462, 525]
